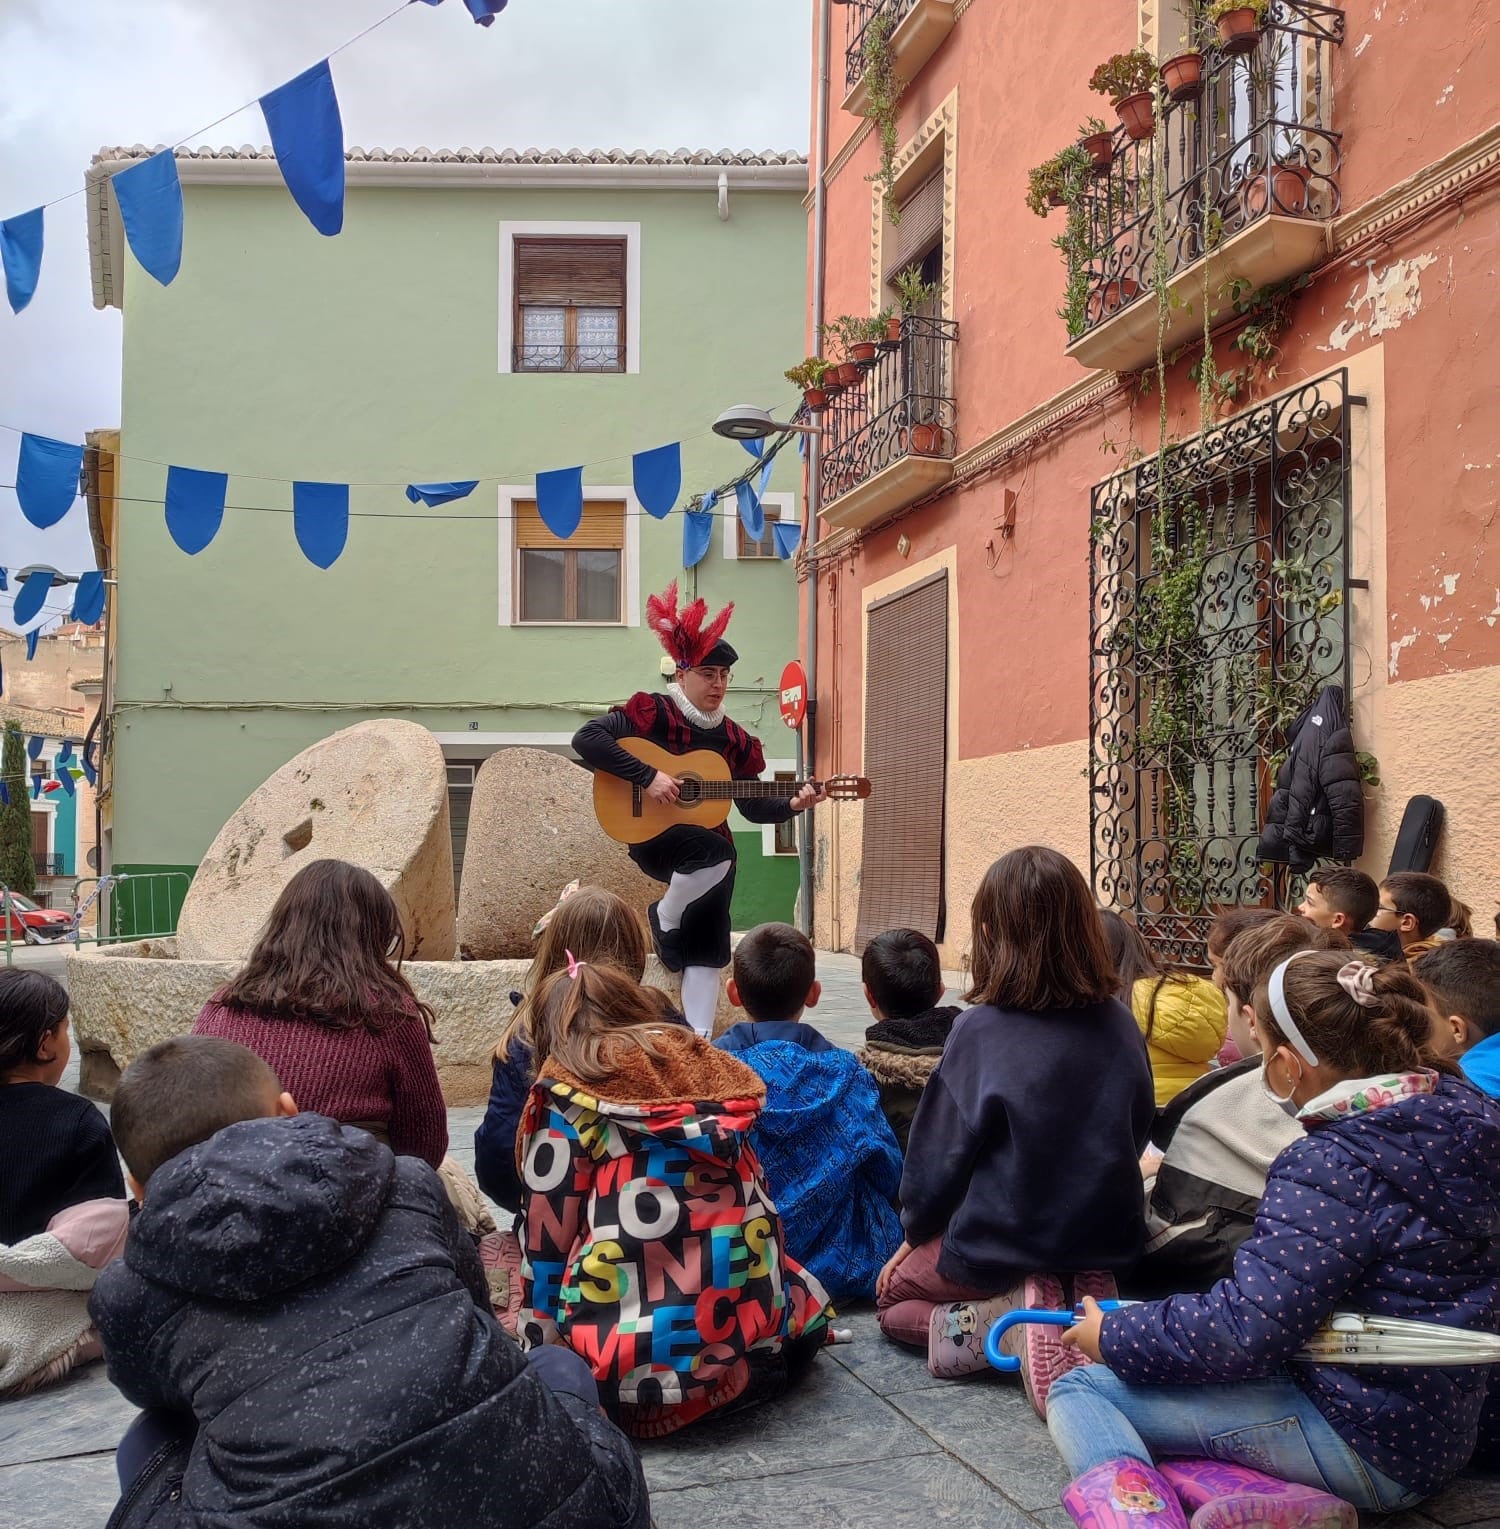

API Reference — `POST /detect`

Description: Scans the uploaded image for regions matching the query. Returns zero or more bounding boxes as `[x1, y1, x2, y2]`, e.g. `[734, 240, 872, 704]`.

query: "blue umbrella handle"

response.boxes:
[983, 1301, 1127, 1372]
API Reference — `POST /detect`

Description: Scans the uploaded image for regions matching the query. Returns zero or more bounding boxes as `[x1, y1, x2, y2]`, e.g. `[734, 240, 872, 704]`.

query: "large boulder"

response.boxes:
[66, 944, 729, 1106]
[457, 747, 658, 959]
[177, 719, 456, 962]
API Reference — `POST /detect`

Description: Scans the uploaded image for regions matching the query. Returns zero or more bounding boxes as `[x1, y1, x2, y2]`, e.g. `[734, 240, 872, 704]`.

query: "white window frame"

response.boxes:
[758, 755, 799, 857]
[499, 220, 642, 376]
[722, 491, 796, 561]
[497, 484, 641, 629]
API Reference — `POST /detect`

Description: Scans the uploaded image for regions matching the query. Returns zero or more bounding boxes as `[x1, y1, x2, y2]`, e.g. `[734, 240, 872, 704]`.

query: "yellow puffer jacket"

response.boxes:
[1130, 974, 1228, 1108]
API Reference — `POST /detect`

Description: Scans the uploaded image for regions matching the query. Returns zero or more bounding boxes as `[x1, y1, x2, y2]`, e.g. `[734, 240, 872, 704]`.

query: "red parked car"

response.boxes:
[0, 891, 71, 944]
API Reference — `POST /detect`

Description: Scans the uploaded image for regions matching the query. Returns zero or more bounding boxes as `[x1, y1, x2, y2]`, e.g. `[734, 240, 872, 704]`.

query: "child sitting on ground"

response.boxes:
[1099, 910, 1226, 1108]
[713, 923, 903, 1304]
[518, 960, 832, 1438]
[877, 846, 1154, 1406]
[1297, 864, 1403, 960]
[93, 1035, 650, 1528]
[0, 970, 128, 1396]
[1414, 938, 1500, 1088]
[856, 928, 962, 1152]
[1129, 915, 1344, 1298]
[1371, 869, 1454, 957]
[1204, 906, 1279, 1064]
[1049, 951, 1500, 1529]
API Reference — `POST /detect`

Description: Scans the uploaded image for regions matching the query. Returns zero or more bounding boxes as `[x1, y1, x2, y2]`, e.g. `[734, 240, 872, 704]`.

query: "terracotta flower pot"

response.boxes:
[1047, 190, 1067, 208]
[804, 387, 828, 412]
[1215, 7, 1263, 55]
[1081, 130, 1115, 175]
[886, 316, 903, 341]
[1160, 51, 1204, 103]
[851, 341, 878, 363]
[822, 375, 844, 397]
[908, 423, 945, 456]
[833, 361, 861, 387]
[1240, 162, 1311, 218]
[1115, 90, 1156, 142]
[1087, 275, 1142, 322]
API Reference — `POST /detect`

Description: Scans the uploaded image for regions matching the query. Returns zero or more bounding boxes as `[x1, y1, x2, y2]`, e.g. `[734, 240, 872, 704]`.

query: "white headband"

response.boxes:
[1267, 952, 1321, 1067]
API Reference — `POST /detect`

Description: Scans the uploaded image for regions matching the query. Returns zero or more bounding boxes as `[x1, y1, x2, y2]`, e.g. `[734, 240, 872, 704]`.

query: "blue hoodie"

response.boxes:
[1462, 1033, 1500, 1098]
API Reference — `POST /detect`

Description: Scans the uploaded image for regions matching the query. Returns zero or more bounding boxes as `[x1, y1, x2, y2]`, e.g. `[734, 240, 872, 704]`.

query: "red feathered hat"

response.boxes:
[646, 581, 737, 670]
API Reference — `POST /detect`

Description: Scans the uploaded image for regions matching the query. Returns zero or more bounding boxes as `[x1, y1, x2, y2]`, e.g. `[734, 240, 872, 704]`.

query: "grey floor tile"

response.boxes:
[1421, 1477, 1500, 1527]
[0, 1364, 136, 1467]
[0, 1452, 118, 1529]
[649, 1454, 1043, 1529]
[888, 1380, 1070, 1512]
[639, 1356, 942, 1491]
[824, 1304, 958, 1397]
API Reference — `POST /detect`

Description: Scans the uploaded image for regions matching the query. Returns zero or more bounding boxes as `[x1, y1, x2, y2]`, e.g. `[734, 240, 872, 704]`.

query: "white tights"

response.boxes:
[656, 861, 732, 932]
[680, 966, 722, 1038]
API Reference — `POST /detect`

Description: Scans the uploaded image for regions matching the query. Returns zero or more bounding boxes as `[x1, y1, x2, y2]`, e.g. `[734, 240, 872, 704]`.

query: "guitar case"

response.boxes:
[1386, 795, 1444, 875]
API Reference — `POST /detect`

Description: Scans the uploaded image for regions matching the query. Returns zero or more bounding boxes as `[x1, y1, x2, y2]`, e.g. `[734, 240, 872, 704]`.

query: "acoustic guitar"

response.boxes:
[592, 736, 872, 845]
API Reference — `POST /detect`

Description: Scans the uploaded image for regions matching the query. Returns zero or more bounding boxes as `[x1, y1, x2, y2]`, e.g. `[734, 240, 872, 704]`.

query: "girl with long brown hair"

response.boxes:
[875, 846, 1155, 1406]
[474, 887, 677, 1213]
[192, 859, 446, 1166]
[517, 958, 831, 1439]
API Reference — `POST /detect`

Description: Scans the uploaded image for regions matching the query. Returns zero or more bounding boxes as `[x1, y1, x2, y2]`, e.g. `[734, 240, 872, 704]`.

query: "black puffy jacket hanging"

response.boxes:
[1256, 683, 1364, 871]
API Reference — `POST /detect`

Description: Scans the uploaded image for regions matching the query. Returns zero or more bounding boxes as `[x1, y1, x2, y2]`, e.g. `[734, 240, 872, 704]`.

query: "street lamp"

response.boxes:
[16, 564, 80, 585]
[711, 405, 822, 441]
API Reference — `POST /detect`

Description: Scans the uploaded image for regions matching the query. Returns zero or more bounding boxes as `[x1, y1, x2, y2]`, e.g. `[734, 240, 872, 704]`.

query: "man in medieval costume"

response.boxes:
[572, 583, 823, 1036]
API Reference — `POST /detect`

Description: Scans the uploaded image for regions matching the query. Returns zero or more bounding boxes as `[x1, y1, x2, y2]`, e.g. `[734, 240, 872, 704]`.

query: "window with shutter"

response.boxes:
[514, 238, 627, 373]
[854, 571, 949, 951]
[736, 506, 782, 560]
[884, 169, 944, 285]
[513, 498, 626, 623]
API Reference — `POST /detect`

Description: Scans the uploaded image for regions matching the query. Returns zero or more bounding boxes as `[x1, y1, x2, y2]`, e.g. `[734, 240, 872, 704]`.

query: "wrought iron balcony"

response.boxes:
[33, 854, 64, 877]
[818, 313, 958, 532]
[1067, 0, 1343, 373]
[841, 0, 957, 115]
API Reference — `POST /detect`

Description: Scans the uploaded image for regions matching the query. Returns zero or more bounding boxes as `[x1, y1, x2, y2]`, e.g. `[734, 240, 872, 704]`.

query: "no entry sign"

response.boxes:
[779, 660, 808, 729]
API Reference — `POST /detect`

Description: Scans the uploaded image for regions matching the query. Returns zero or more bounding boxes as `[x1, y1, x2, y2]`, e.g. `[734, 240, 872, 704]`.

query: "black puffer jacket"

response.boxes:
[1255, 683, 1364, 870]
[91, 1115, 649, 1529]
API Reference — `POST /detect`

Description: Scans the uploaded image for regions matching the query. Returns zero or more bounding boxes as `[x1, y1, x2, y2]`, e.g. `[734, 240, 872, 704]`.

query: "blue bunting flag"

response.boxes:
[165, 466, 229, 555]
[0, 569, 7, 592]
[71, 571, 106, 627]
[13, 570, 53, 627]
[81, 739, 98, 788]
[58, 767, 75, 798]
[735, 478, 764, 540]
[0, 783, 7, 807]
[535, 466, 583, 540]
[27, 736, 43, 761]
[25, 630, 39, 660]
[16, 433, 83, 529]
[405, 481, 478, 506]
[632, 443, 681, 520]
[30, 778, 41, 801]
[261, 61, 345, 237]
[682, 510, 713, 569]
[0, 208, 44, 314]
[112, 151, 184, 287]
[293, 482, 350, 568]
[773, 520, 803, 560]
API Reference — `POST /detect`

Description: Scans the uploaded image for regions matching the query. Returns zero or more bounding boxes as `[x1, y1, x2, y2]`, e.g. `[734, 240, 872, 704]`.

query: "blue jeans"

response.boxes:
[1047, 1366, 1422, 1516]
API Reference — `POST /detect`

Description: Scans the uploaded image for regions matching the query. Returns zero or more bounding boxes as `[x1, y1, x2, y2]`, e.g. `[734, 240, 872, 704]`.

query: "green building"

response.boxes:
[84, 145, 808, 929]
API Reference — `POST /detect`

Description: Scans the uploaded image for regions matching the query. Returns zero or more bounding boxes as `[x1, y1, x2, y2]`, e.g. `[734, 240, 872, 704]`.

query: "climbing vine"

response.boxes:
[862, 11, 904, 223]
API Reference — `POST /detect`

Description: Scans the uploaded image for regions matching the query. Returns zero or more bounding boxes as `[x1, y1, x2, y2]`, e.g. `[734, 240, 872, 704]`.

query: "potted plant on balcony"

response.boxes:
[1088, 49, 1159, 142]
[907, 418, 947, 456]
[822, 317, 865, 385]
[862, 10, 905, 223]
[894, 266, 943, 317]
[1160, 47, 1205, 103]
[785, 357, 831, 411]
[1079, 116, 1115, 175]
[1207, 0, 1268, 55]
[1239, 154, 1313, 218]
[1027, 144, 1092, 217]
[878, 306, 902, 344]
[850, 315, 887, 363]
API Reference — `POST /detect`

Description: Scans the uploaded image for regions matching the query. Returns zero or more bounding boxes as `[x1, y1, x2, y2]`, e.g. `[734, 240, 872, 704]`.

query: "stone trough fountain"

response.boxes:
[66, 720, 726, 1104]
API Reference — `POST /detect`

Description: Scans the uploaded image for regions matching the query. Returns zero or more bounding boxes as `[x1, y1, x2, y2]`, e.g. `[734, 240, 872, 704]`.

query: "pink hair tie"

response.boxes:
[1336, 959, 1381, 1009]
[565, 949, 586, 980]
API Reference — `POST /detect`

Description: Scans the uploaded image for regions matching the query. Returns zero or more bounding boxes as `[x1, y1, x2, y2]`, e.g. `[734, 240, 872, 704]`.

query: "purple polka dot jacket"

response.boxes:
[1101, 1075, 1500, 1496]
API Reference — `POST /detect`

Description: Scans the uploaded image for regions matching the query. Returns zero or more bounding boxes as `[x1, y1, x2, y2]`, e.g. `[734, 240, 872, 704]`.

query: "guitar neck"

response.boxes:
[690, 779, 815, 801]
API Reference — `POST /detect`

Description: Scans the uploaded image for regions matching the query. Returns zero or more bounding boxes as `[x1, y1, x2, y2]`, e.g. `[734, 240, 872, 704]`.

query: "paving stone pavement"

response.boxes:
[4, 952, 1497, 1527]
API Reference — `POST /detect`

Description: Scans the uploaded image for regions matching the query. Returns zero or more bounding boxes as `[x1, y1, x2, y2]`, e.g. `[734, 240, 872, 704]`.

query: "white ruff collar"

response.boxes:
[668, 682, 725, 730]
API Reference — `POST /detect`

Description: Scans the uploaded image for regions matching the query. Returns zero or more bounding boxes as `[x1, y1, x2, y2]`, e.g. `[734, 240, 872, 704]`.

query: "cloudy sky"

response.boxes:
[0, 0, 811, 606]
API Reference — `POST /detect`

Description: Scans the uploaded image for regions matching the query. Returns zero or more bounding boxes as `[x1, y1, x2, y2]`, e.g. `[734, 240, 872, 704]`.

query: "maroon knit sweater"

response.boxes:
[191, 1000, 448, 1168]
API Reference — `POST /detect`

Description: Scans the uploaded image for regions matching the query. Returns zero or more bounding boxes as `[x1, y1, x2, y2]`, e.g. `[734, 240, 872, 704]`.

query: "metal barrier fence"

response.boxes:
[2, 872, 191, 964]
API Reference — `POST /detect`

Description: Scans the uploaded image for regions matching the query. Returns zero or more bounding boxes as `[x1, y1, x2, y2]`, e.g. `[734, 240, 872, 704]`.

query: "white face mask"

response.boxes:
[1260, 1056, 1303, 1120]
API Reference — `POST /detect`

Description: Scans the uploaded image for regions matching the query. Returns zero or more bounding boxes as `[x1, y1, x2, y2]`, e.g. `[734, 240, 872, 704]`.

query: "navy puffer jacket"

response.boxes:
[1256, 683, 1364, 869]
[1102, 1076, 1500, 1496]
[92, 1114, 649, 1528]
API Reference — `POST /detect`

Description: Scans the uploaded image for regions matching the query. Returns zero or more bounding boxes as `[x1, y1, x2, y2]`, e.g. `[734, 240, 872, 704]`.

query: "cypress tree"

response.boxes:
[0, 723, 37, 897]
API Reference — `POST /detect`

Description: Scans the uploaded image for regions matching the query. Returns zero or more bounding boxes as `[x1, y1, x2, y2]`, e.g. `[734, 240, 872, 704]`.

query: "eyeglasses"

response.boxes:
[690, 667, 733, 684]
[1374, 903, 1400, 919]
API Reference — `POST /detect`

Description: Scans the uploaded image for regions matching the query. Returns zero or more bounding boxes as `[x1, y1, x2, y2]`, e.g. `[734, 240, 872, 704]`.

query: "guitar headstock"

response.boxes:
[823, 775, 872, 802]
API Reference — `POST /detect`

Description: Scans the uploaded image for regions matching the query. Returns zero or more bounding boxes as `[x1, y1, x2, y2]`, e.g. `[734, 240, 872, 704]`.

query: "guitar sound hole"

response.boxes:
[677, 777, 702, 804]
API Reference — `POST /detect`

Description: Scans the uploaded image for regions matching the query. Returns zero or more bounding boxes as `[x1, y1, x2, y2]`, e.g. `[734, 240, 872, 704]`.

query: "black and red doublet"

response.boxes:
[573, 691, 793, 970]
